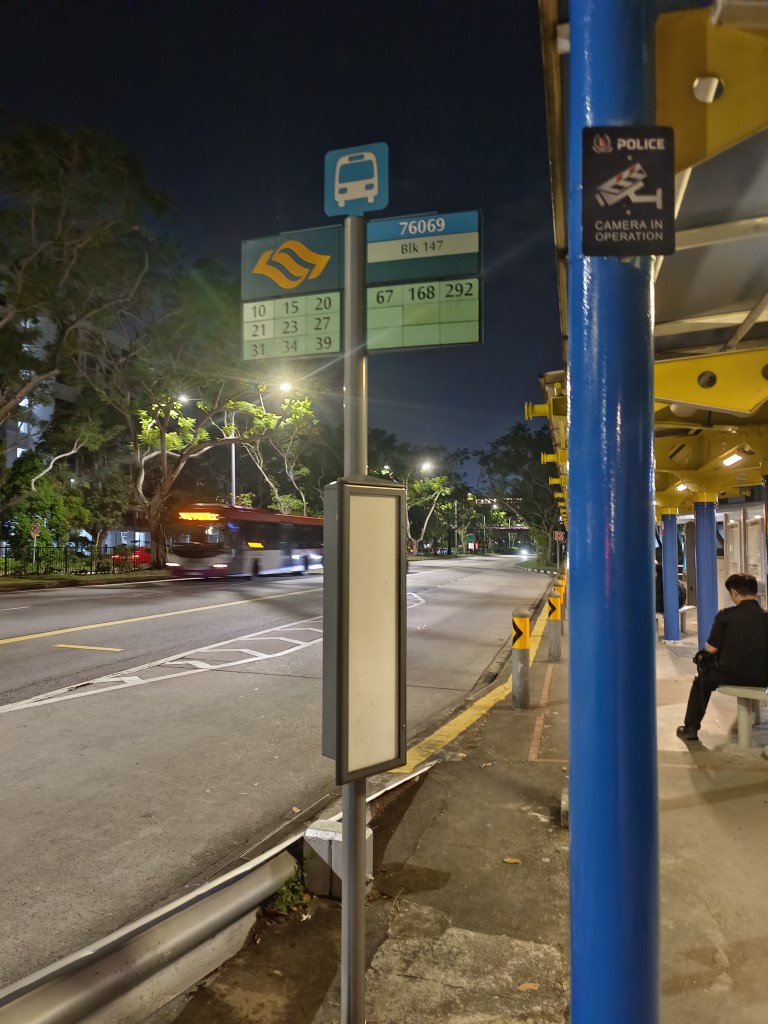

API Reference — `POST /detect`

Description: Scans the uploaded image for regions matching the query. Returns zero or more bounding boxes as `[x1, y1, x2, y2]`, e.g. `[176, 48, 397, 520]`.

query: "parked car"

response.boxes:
[111, 546, 153, 568]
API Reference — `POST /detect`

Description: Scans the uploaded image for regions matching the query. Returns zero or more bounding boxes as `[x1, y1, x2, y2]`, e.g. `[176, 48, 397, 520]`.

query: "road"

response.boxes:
[0, 558, 549, 986]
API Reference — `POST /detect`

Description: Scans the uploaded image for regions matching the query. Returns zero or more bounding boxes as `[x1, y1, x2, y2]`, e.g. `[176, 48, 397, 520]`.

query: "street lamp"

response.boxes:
[420, 462, 432, 473]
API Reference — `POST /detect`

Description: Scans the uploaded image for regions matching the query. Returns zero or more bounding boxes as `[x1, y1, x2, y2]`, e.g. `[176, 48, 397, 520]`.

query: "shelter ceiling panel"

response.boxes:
[655, 236, 768, 323]
[674, 128, 768, 227]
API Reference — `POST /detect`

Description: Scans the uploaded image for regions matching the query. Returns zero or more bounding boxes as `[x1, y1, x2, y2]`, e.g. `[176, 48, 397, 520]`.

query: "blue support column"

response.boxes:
[662, 511, 680, 641]
[567, 4, 659, 1024]
[694, 496, 719, 650]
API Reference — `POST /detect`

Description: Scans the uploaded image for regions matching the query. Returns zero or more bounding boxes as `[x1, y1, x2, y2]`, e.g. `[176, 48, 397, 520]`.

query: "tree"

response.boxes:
[76, 260, 329, 563]
[0, 450, 89, 560]
[405, 474, 451, 553]
[0, 122, 171, 432]
[476, 423, 560, 560]
[240, 393, 320, 515]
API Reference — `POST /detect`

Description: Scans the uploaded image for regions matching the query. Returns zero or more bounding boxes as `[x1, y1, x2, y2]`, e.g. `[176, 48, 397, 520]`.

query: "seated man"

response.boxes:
[677, 573, 768, 741]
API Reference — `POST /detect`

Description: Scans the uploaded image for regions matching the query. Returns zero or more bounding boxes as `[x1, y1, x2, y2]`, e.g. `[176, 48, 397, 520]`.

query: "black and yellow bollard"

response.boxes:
[511, 610, 530, 708]
[548, 590, 561, 662]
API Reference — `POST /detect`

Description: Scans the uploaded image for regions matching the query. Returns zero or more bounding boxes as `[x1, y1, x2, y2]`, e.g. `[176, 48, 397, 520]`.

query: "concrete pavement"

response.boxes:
[178, 603, 768, 1024]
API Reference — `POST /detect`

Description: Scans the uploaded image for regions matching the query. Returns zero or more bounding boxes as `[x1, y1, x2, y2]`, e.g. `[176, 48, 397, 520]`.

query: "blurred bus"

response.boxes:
[166, 504, 322, 579]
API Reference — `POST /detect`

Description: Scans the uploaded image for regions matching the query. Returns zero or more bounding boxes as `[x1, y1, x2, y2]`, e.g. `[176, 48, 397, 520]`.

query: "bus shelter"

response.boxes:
[531, 3, 768, 1022]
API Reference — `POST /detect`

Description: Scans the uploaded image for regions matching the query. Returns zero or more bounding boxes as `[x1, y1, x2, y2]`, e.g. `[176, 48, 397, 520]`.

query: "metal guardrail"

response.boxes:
[0, 764, 439, 1024]
[0, 851, 298, 1024]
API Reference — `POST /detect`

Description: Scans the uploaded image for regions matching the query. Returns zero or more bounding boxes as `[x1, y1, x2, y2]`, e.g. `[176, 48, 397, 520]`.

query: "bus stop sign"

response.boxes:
[324, 142, 389, 217]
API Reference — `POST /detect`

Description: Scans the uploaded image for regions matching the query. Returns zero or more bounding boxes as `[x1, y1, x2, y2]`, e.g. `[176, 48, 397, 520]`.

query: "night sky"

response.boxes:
[5, 0, 561, 481]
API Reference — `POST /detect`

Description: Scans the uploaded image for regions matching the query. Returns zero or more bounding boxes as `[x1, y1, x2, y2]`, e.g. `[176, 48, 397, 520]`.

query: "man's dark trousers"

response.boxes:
[684, 666, 765, 731]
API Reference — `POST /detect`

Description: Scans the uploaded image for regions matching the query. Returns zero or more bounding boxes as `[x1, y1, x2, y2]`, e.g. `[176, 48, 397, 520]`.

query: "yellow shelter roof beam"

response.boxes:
[654, 346, 768, 415]
[657, 7, 768, 172]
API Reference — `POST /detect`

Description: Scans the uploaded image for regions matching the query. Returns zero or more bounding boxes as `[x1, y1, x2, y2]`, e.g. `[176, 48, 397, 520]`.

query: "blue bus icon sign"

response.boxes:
[324, 142, 389, 217]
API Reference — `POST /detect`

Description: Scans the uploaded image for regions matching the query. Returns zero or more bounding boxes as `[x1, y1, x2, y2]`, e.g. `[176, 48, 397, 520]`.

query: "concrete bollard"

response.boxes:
[556, 577, 566, 633]
[511, 610, 530, 708]
[548, 590, 561, 662]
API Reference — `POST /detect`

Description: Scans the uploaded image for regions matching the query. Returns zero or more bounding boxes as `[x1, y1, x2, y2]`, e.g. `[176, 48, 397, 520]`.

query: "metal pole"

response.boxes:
[661, 511, 680, 641]
[568, 4, 659, 1023]
[342, 213, 367, 1024]
[230, 437, 236, 506]
[694, 496, 719, 650]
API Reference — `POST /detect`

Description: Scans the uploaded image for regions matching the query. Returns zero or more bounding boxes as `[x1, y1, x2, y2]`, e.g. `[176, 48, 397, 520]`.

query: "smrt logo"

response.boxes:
[251, 240, 331, 290]
[592, 133, 613, 154]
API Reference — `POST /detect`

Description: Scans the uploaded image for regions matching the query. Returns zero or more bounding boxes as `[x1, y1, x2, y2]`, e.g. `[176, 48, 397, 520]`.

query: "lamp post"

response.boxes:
[230, 418, 237, 505]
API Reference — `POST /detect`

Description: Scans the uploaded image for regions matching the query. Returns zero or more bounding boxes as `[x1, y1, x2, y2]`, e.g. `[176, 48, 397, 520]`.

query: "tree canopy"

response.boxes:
[0, 122, 172, 428]
[475, 423, 560, 558]
[1, 124, 560, 569]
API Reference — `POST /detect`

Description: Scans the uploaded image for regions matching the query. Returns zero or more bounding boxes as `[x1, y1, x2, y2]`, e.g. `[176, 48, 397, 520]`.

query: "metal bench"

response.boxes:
[716, 685, 768, 748]
[656, 604, 696, 640]
[679, 605, 695, 634]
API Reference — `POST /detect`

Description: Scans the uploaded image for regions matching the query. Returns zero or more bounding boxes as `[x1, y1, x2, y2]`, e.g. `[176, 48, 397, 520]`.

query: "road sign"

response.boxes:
[367, 210, 480, 284]
[240, 210, 482, 357]
[241, 226, 342, 361]
[554, 530, 566, 542]
[243, 291, 342, 361]
[367, 278, 480, 351]
[582, 126, 674, 256]
[324, 142, 389, 217]
[364, 210, 482, 351]
[511, 615, 530, 650]
[30, 523, 41, 538]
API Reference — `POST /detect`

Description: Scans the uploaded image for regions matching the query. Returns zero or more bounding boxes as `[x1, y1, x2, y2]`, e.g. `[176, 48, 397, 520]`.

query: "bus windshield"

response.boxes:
[338, 159, 375, 183]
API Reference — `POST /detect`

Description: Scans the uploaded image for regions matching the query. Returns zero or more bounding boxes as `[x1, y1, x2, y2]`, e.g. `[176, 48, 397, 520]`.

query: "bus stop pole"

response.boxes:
[567, 3, 659, 1023]
[341, 213, 367, 1024]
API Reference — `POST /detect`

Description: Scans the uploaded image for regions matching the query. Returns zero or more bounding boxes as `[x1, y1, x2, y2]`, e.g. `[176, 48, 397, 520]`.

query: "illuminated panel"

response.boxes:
[178, 511, 220, 522]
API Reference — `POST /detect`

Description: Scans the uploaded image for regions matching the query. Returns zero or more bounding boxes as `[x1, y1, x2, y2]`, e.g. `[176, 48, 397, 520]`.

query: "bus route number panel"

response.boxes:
[242, 291, 341, 360]
[366, 278, 480, 351]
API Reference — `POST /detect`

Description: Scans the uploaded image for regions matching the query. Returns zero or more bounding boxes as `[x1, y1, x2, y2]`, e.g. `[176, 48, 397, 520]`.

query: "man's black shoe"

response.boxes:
[676, 725, 699, 741]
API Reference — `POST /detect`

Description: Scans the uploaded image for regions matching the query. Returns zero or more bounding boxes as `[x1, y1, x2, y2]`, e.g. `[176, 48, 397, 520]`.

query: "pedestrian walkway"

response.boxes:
[179, 603, 768, 1024]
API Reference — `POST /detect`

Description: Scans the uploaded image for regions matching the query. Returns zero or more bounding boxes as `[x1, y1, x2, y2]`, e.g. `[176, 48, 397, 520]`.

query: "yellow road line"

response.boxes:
[390, 678, 513, 774]
[391, 599, 551, 775]
[54, 644, 125, 652]
[0, 589, 320, 646]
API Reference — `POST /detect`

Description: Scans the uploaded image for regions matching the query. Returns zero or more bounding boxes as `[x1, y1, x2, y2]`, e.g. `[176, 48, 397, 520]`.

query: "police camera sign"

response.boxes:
[582, 126, 674, 257]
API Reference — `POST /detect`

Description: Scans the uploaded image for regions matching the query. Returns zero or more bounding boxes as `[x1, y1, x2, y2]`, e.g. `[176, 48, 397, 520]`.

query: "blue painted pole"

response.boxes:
[662, 512, 680, 641]
[568, 3, 659, 1024]
[694, 497, 719, 650]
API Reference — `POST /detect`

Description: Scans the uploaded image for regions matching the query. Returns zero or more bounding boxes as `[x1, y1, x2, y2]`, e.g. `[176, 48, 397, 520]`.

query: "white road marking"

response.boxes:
[2, 593, 426, 714]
